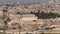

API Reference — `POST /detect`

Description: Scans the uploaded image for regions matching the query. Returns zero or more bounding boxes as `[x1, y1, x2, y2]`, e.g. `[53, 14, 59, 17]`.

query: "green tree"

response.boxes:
[18, 25, 22, 34]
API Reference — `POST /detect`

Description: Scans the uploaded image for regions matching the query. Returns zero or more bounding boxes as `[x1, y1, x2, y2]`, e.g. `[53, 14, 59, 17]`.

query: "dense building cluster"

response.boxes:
[0, 2, 60, 34]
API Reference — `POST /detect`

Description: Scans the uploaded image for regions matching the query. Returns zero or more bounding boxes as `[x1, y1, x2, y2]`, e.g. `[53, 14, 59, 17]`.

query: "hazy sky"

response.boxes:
[0, 0, 59, 4]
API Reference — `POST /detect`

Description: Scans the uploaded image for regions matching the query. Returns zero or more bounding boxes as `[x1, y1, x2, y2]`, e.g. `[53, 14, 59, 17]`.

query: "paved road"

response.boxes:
[0, 30, 60, 34]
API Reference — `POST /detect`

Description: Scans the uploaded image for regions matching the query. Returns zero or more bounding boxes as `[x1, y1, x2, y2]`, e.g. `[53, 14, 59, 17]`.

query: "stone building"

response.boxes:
[21, 14, 37, 21]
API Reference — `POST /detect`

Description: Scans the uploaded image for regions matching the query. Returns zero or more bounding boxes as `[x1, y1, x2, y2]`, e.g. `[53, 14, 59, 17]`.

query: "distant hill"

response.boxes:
[0, 0, 60, 5]
[0, 0, 53, 4]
